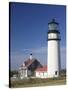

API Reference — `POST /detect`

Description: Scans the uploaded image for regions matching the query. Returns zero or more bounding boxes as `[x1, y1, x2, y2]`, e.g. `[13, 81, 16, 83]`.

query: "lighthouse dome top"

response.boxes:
[48, 18, 59, 25]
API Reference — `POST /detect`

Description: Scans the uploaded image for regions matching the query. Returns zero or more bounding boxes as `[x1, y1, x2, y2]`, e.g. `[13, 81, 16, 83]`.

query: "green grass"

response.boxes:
[10, 76, 66, 88]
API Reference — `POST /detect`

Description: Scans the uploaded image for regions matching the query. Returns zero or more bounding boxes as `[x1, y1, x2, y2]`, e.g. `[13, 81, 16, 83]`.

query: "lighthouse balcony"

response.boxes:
[48, 33, 61, 41]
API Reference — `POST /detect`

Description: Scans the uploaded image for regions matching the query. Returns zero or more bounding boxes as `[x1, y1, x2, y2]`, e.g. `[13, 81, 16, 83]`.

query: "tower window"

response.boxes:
[55, 71, 58, 75]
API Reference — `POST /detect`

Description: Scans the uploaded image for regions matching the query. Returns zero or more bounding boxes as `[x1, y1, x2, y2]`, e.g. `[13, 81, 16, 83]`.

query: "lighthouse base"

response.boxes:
[47, 72, 59, 78]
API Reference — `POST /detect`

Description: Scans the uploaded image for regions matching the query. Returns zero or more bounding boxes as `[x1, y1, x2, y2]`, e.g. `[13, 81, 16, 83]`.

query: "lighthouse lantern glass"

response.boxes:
[48, 23, 58, 30]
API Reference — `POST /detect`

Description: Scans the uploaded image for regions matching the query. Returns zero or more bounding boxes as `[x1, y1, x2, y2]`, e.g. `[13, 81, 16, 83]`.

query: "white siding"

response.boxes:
[48, 33, 60, 39]
[48, 40, 60, 78]
[19, 69, 28, 79]
[35, 71, 48, 78]
[27, 70, 32, 76]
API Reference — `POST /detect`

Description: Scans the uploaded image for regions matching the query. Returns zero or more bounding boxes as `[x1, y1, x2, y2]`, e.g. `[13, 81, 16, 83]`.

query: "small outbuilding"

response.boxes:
[35, 66, 48, 78]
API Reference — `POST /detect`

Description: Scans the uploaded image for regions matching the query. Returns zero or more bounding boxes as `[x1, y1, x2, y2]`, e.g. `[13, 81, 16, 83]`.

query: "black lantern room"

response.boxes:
[47, 19, 61, 41]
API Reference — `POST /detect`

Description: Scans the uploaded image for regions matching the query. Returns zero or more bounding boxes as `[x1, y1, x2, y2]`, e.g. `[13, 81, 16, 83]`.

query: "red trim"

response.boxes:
[35, 66, 47, 72]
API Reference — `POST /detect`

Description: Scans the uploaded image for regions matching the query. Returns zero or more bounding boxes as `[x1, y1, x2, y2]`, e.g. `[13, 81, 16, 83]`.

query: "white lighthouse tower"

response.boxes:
[47, 19, 61, 78]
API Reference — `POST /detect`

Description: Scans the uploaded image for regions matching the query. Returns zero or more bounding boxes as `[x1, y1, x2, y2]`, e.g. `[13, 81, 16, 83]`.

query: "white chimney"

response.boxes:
[23, 62, 25, 67]
[30, 53, 32, 60]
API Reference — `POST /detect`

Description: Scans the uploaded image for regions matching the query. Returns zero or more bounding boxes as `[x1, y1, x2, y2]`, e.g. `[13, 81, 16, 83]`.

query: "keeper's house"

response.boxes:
[19, 54, 42, 79]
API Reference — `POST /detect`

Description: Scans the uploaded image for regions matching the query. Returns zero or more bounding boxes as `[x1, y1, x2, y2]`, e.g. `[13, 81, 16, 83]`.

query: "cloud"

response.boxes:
[60, 46, 66, 52]
[22, 48, 31, 52]
[33, 47, 47, 53]
[60, 46, 66, 69]
[21, 46, 47, 54]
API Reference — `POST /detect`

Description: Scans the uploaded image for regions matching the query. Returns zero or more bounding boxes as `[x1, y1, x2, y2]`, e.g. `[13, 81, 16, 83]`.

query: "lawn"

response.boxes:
[10, 76, 66, 88]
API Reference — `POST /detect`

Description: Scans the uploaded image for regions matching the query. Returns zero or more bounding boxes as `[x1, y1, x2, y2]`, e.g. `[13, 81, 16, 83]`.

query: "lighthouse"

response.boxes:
[47, 19, 61, 78]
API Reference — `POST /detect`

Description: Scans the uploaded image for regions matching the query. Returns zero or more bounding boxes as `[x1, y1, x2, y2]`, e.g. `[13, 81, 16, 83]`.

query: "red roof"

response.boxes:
[21, 58, 42, 68]
[35, 66, 47, 72]
[21, 59, 35, 67]
[25, 59, 34, 67]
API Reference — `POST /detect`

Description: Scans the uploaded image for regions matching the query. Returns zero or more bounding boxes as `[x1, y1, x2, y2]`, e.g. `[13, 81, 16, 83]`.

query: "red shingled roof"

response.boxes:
[24, 59, 34, 67]
[21, 58, 37, 67]
[35, 66, 47, 72]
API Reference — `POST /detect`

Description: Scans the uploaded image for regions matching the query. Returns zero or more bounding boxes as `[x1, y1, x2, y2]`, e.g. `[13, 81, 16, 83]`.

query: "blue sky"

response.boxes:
[10, 2, 66, 70]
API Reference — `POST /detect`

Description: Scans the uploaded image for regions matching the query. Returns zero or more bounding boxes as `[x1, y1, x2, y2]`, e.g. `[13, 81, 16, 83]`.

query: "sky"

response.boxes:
[10, 2, 66, 70]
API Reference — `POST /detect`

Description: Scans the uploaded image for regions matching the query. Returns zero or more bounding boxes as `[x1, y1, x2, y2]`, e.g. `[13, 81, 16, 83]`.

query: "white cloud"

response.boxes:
[21, 46, 47, 54]
[60, 46, 66, 69]
[33, 47, 47, 53]
[60, 46, 66, 52]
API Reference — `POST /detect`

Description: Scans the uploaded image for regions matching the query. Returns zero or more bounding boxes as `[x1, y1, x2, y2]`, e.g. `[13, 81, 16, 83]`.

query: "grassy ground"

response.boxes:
[10, 76, 66, 88]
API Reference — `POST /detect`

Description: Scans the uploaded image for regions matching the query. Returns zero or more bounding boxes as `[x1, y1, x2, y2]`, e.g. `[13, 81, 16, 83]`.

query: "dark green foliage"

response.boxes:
[10, 70, 18, 77]
[60, 69, 66, 77]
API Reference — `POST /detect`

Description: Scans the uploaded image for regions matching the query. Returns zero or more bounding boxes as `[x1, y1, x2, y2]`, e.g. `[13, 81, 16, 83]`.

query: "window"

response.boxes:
[55, 71, 58, 75]
[43, 72, 44, 76]
[39, 72, 40, 75]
